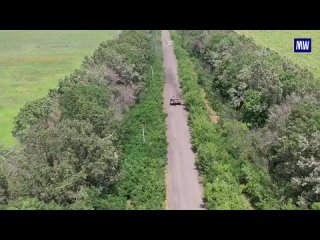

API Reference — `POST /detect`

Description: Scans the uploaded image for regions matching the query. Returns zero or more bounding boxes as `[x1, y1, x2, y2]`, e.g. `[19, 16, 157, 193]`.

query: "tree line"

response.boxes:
[173, 30, 320, 209]
[0, 30, 167, 209]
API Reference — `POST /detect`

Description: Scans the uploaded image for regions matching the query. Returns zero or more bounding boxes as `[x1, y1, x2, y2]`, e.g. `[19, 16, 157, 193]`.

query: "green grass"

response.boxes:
[238, 30, 320, 78]
[0, 30, 115, 146]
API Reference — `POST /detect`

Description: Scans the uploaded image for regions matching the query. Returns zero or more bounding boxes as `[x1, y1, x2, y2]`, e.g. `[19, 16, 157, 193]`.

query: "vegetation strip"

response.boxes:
[171, 31, 305, 209]
[173, 30, 320, 210]
[0, 31, 167, 209]
[111, 31, 167, 210]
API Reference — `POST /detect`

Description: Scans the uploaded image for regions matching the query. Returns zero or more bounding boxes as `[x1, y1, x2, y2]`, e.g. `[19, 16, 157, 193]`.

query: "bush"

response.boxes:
[7, 197, 63, 210]
[115, 32, 167, 209]
[12, 98, 52, 141]
[60, 83, 119, 137]
[0, 171, 8, 204]
[18, 119, 120, 205]
[267, 96, 320, 206]
[311, 202, 320, 210]
[242, 90, 268, 127]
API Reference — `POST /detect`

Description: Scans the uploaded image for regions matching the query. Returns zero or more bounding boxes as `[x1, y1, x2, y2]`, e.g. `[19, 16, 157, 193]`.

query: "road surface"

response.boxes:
[162, 30, 205, 210]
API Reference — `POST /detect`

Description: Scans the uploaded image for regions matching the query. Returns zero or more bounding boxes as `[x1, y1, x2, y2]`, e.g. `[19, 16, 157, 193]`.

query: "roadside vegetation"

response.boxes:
[0, 31, 167, 209]
[172, 30, 320, 209]
[104, 31, 167, 210]
[2, 29, 319, 210]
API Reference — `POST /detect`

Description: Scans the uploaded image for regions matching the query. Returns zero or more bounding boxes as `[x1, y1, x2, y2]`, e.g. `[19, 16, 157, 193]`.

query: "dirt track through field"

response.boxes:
[162, 30, 205, 210]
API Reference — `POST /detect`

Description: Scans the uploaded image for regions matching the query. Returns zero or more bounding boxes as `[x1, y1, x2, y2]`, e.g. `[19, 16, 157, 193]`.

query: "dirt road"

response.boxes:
[162, 30, 204, 210]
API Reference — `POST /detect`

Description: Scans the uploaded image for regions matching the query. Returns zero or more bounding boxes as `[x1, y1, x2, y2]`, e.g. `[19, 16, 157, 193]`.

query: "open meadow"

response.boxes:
[0, 30, 115, 145]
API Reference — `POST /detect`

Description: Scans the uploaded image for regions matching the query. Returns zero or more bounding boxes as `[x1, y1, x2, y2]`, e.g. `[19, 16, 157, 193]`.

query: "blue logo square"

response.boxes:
[294, 38, 312, 52]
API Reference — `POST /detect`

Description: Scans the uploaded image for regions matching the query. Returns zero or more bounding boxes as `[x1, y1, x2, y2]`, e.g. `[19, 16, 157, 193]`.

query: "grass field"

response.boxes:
[238, 31, 320, 78]
[0, 30, 115, 146]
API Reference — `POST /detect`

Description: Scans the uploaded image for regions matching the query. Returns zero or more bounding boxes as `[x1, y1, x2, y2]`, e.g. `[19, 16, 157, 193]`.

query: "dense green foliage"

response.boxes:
[110, 35, 167, 209]
[0, 31, 166, 209]
[263, 95, 320, 208]
[173, 30, 320, 209]
[179, 30, 318, 127]
[172, 32, 289, 209]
